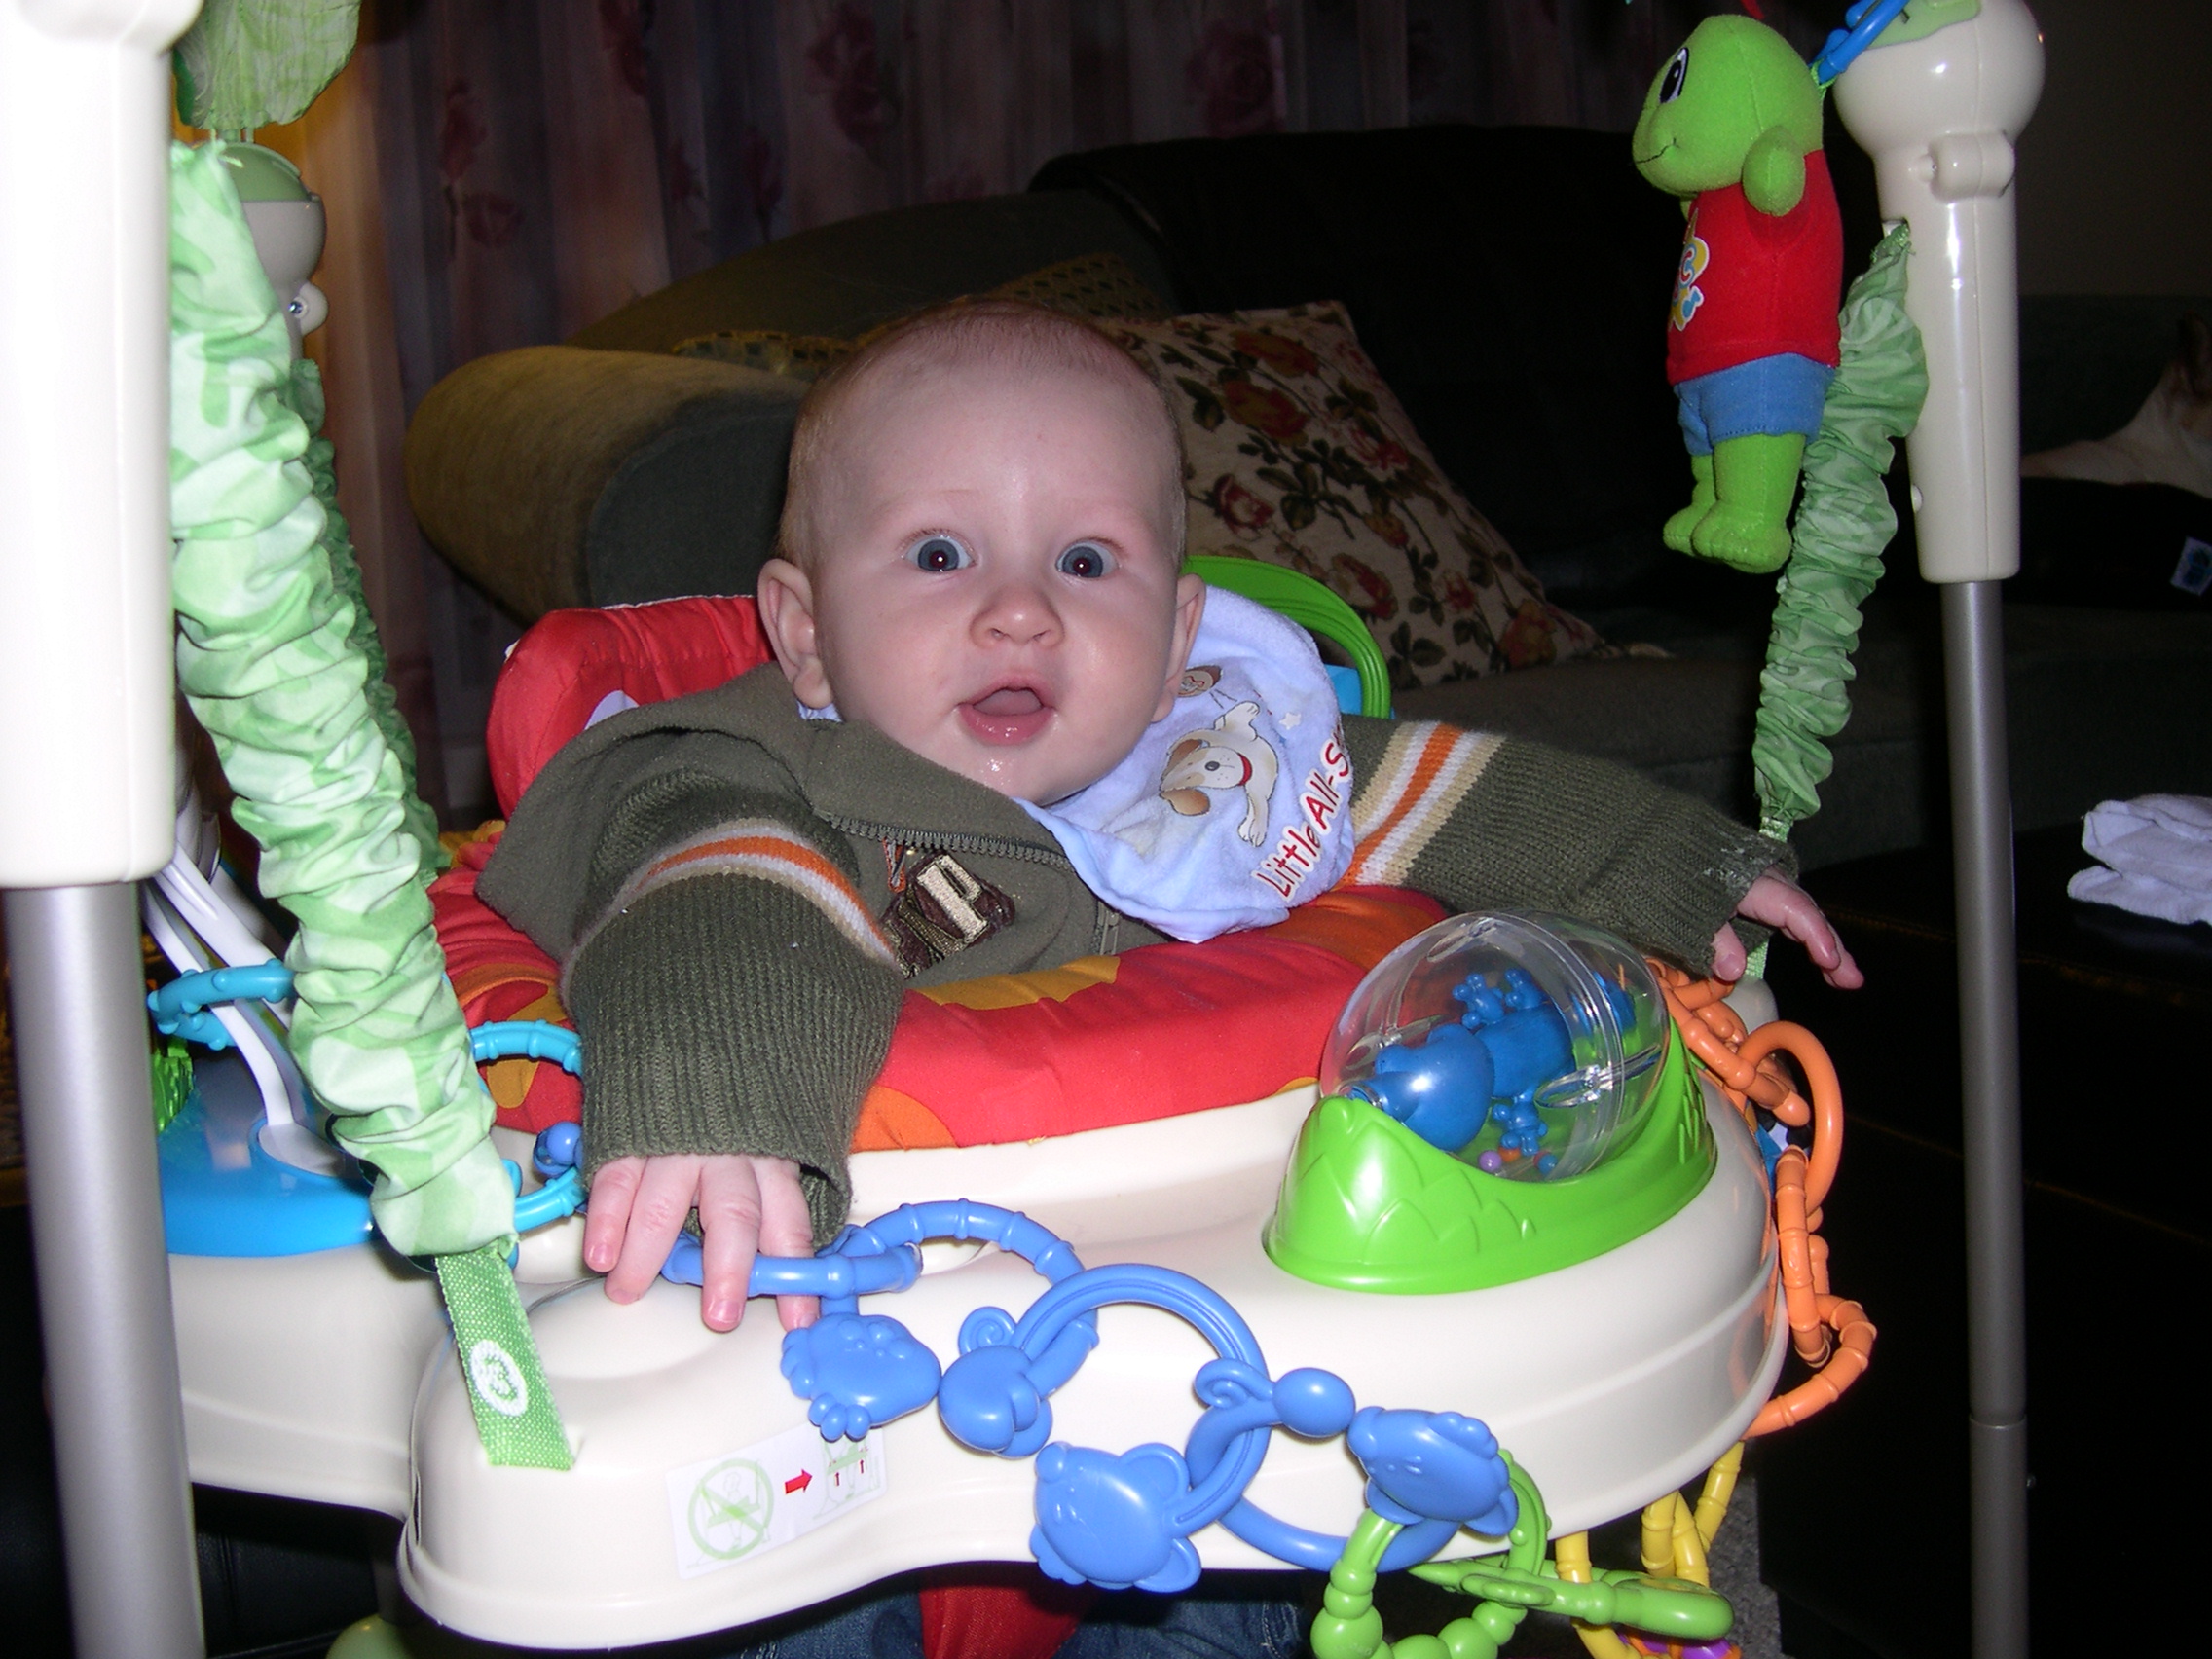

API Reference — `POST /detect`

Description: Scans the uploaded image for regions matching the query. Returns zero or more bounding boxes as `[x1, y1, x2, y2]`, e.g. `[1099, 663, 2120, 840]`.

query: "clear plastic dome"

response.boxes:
[1317, 911, 1671, 1181]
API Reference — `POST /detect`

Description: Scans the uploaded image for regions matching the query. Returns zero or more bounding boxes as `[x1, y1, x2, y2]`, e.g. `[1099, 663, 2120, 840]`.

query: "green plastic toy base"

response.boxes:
[1264, 1024, 1714, 1293]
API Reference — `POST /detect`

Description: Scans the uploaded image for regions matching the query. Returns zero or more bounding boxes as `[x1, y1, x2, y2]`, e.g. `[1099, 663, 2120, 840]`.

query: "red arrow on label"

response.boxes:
[784, 1470, 813, 1494]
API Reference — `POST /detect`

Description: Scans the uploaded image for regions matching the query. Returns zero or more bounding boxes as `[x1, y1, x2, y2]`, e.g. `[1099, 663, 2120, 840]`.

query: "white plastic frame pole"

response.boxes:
[1834, 6, 2045, 1657]
[0, 3, 207, 1657]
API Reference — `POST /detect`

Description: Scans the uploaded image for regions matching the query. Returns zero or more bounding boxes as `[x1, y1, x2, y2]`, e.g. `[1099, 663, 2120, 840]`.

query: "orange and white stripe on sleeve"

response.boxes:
[1344, 722, 1504, 888]
[589, 818, 897, 967]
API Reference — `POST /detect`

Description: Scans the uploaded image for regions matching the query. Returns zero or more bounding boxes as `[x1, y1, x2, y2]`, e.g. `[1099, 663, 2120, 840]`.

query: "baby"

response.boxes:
[480, 299, 1859, 1336]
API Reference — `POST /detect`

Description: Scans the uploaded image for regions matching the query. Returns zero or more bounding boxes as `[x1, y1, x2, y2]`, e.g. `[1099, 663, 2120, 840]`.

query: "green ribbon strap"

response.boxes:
[436, 1244, 573, 1470]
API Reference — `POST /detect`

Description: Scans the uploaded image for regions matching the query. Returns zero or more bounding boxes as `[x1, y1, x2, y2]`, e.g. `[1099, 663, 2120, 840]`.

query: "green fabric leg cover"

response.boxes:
[1753, 224, 1930, 841]
[166, 138, 516, 1262]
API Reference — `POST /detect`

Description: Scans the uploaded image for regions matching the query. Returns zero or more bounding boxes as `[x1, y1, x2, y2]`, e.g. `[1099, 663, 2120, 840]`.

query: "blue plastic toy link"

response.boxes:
[753, 1201, 1520, 1593]
[783, 1201, 1097, 1443]
[146, 961, 296, 1051]
[491, 1147, 1532, 1594]
[1810, 0, 1911, 86]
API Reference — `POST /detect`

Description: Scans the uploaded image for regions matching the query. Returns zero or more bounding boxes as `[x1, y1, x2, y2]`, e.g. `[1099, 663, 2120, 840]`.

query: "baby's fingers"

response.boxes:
[582, 1157, 643, 1277]
[697, 1159, 768, 1332]
[606, 1156, 701, 1305]
[1805, 926, 1864, 989]
[1768, 888, 1865, 990]
[1710, 922, 1749, 984]
[750, 1161, 820, 1333]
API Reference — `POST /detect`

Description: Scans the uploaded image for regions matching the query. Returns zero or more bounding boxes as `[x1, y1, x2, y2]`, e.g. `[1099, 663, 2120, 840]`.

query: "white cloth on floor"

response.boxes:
[2067, 793, 2212, 926]
[1018, 587, 1355, 942]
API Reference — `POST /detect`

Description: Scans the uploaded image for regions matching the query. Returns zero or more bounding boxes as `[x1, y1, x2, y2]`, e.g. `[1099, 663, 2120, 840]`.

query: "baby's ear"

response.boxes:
[1155, 573, 1209, 720]
[1742, 128, 1807, 216]
[756, 557, 835, 708]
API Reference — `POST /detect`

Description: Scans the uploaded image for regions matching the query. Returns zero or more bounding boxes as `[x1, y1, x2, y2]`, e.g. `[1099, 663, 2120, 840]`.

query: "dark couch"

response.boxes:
[404, 123, 2212, 867]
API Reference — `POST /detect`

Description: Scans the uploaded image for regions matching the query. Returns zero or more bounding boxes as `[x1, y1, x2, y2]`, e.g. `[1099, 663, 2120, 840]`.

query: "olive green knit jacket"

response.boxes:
[480, 664, 1786, 1242]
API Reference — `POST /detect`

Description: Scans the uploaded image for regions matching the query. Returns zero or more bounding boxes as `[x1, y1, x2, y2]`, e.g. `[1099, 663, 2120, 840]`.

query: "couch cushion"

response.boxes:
[405, 347, 805, 615]
[1403, 602, 2212, 872]
[2019, 295, 2212, 454]
[566, 192, 1181, 353]
[2005, 603, 2212, 835]
[1393, 622, 1930, 871]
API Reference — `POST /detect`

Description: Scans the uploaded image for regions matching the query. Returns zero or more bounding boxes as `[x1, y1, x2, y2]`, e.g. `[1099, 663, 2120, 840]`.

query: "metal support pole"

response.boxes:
[1939, 582, 2030, 1659]
[7, 883, 204, 1659]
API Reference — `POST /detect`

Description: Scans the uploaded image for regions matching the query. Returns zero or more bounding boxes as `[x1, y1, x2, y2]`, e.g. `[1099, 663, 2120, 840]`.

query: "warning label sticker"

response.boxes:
[666, 1422, 887, 1580]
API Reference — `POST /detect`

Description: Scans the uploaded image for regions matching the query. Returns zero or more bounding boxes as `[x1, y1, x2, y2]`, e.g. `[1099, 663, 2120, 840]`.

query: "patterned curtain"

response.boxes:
[241, 0, 1832, 824]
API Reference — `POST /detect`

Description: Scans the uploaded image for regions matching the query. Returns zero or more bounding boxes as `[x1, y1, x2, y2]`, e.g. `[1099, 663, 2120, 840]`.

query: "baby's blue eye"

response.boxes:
[1056, 542, 1114, 579]
[907, 535, 972, 573]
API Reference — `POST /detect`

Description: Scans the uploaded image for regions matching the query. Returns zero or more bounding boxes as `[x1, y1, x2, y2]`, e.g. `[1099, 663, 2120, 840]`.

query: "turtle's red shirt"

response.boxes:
[1666, 149, 1843, 385]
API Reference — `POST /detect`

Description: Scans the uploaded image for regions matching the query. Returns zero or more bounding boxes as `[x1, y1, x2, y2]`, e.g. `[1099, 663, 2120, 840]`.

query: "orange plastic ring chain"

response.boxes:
[1648, 964, 1873, 1436]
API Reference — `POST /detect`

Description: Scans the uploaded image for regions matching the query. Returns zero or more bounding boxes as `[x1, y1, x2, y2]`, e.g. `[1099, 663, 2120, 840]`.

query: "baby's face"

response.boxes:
[762, 359, 1202, 804]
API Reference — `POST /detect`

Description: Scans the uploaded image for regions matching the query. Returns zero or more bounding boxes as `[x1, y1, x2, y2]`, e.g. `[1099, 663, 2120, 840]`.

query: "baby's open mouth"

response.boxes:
[960, 682, 1054, 745]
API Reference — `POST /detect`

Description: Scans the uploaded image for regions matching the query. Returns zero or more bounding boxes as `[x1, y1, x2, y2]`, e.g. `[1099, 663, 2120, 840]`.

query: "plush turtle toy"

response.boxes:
[1634, 15, 1841, 573]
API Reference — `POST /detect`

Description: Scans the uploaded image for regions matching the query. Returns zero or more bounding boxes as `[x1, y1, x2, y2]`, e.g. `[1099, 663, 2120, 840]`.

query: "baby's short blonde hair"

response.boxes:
[774, 298, 1188, 571]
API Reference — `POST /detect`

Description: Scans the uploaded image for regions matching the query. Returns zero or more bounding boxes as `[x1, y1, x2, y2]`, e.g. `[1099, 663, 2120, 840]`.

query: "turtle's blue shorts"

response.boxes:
[1674, 352, 1834, 455]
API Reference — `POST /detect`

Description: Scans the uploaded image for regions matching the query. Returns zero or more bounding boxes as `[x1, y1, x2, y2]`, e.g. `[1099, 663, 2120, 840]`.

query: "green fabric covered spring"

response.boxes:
[174, 1, 362, 135]
[166, 139, 510, 1261]
[1752, 223, 1930, 842]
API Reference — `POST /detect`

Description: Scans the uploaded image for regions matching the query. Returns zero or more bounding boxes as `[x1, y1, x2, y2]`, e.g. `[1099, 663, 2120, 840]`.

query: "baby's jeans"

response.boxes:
[715, 1573, 1307, 1658]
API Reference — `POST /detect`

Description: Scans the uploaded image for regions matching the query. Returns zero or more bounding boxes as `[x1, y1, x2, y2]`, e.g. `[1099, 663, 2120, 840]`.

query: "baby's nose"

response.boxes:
[975, 580, 1060, 645]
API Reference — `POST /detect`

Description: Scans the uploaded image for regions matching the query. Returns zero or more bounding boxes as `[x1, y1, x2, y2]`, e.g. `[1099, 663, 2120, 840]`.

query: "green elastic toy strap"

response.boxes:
[1185, 555, 1393, 719]
[168, 140, 567, 1469]
[436, 1244, 573, 1470]
[1751, 224, 1928, 845]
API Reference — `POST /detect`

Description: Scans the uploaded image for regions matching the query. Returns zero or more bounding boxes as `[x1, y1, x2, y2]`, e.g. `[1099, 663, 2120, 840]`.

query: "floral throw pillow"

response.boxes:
[1106, 305, 1603, 687]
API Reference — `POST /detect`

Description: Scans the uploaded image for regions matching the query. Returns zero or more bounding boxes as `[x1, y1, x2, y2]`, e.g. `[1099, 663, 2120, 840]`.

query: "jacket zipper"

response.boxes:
[821, 814, 1129, 955]
[819, 815, 1078, 872]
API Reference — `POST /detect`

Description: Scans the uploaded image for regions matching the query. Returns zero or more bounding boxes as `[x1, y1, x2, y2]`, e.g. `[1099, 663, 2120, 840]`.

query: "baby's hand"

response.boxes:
[582, 1153, 819, 1333]
[1712, 869, 1864, 990]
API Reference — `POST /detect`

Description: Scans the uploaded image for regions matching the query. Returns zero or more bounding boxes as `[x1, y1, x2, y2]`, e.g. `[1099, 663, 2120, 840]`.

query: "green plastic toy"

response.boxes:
[1309, 1458, 1735, 1659]
[1185, 554, 1393, 719]
[1633, 15, 1839, 575]
[1264, 1028, 1712, 1294]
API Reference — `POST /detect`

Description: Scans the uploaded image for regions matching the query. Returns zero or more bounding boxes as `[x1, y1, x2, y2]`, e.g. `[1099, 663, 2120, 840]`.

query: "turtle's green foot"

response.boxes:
[1663, 499, 1708, 553]
[1664, 453, 1716, 553]
[1689, 505, 1793, 572]
[1694, 432, 1804, 573]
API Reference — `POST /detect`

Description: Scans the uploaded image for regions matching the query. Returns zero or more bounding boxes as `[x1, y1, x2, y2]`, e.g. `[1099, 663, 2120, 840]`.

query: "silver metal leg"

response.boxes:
[6, 883, 203, 1658]
[1938, 582, 2030, 1659]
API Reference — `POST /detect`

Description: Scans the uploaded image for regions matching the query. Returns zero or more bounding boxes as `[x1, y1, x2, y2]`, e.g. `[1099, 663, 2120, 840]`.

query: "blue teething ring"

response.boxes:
[471, 1019, 580, 1073]
[475, 1023, 587, 1233]
[147, 960, 295, 1051]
